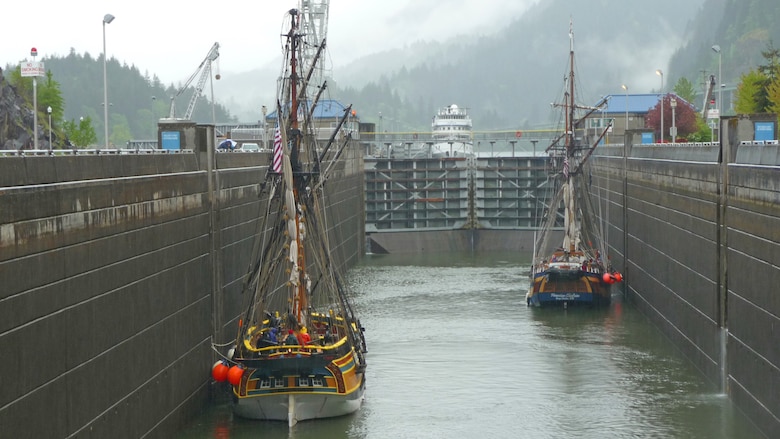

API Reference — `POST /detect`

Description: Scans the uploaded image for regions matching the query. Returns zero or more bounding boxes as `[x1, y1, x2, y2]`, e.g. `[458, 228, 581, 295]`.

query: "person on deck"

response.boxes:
[255, 327, 278, 349]
[218, 138, 237, 151]
[284, 329, 299, 346]
[322, 326, 335, 345]
[264, 327, 278, 343]
[298, 326, 312, 345]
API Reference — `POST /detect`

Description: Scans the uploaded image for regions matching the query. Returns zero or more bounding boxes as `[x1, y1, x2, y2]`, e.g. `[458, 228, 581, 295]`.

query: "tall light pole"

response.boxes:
[712, 44, 722, 143]
[621, 84, 628, 133]
[670, 97, 677, 142]
[261, 105, 268, 149]
[151, 95, 157, 138]
[47, 106, 52, 150]
[31, 47, 40, 150]
[656, 69, 664, 143]
[102, 13, 115, 148]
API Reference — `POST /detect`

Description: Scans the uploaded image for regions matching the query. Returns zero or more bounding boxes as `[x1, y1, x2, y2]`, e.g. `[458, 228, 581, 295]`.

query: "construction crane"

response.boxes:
[701, 74, 716, 119]
[298, 0, 329, 91]
[168, 42, 220, 120]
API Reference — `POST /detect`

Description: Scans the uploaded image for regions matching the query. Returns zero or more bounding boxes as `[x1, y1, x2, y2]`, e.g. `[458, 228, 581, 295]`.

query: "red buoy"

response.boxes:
[614, 272, 623, 282]
[227, 365, 245, 385]
[602, 273, 613, 284]
[211, 360, 229, 382]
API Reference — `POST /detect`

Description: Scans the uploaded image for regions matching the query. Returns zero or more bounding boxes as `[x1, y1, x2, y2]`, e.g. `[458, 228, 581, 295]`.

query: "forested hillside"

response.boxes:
[2, 50, 236, 147]
[46, 51, 237, 140]
[334, 0, 780, 131]
[668, 0, 780, 92]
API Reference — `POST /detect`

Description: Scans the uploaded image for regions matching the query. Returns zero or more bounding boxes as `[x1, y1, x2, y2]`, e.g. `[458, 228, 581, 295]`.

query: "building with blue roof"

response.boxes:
[585, 93, 695, 143]
[226, 99, 359, 148]
[266, 98, 359, 140]
[266, 99, 356, 122]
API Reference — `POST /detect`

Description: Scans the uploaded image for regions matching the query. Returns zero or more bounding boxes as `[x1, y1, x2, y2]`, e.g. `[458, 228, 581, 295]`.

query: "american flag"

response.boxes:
[272, 122, 283, 173]
[563, 154, 570, 179]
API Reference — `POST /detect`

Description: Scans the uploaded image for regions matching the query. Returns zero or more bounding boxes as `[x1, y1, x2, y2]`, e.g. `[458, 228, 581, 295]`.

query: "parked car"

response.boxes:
[239, 142, 261, 152]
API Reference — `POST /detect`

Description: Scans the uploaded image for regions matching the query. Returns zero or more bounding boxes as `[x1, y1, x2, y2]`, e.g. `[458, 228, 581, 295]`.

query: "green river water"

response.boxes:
[176, 251, 765, 439]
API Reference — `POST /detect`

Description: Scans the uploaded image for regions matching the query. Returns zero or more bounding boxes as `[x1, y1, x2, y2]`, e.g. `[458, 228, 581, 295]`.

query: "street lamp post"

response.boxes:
[656, 69, 664, 143]
[670, 97, 677, 142]
[151, 95, 157, 139]
[102, 13, 115, 148]
[47, 106, 52, 150]
[712, 44, 722, 143]
[621, 84, 628, 133]
[261, 105, 267, 149]
[31, 48, 40, 150]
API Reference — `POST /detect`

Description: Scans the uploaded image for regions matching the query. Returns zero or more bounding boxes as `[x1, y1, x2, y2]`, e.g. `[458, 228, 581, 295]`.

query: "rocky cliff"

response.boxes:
[0, 67, 40, 150]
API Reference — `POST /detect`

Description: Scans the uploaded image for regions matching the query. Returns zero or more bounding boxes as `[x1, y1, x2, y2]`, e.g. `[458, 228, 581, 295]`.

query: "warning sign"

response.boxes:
[21, 62, 45, 77]
[707, 109, 720, 120]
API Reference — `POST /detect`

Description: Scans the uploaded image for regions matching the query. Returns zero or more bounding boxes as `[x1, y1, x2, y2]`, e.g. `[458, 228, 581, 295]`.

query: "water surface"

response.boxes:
[177, 252, 764, 438]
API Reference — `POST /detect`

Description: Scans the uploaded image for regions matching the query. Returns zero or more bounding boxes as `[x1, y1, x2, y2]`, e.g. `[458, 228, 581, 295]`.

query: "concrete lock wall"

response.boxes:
[590, 119, 780, 437]
[0, 127, 365, 438]
[1, 115, 777, 437]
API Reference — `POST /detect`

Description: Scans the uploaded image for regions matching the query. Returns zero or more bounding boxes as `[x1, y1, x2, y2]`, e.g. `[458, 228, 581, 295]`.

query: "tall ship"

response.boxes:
[430, 104, 474, 157]
[212, 8, 367, 426]
[526, 21, 622, 307]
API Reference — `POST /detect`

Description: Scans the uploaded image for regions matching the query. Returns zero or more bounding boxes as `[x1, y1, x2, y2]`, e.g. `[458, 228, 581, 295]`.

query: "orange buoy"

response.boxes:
[614, 272, 623, 282]
[211, 360, 229, 382]
[602, 273, 613, 284]
[227, 365, 245, 385]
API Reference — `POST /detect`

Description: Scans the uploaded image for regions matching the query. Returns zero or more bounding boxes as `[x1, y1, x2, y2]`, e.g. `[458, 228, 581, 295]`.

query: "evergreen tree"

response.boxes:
[767, 76, 780, 119]
[757, 42, 780, 82]
[62, 116, 97, 147]
[760, 43, 780, 121]
[38, 71, 65, 147]
[735, 70, 768, 114]
[734, 41, 780, 115]
[673, 77, 697, 104]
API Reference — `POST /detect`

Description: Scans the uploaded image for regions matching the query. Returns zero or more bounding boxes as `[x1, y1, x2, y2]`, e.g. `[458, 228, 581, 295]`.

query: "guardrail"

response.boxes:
[0, 148, 194, 157]
[641, 140, 778, 147]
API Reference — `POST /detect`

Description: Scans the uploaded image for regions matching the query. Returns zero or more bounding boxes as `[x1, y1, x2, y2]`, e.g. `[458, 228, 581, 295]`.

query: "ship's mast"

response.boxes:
[567, 20, 575, 155]
[564, 20, 577, 254]
[288, 10, 299, 135]
[281, 9, 308, 325]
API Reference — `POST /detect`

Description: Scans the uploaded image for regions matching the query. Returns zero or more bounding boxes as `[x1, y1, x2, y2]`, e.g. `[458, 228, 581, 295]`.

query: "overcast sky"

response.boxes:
[3, 0, 537, 84]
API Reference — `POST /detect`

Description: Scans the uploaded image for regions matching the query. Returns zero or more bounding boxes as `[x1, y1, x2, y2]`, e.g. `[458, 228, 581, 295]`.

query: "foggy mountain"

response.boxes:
[9, 0, 779, 146]
[216, 0, 708, 129]
[180, 0, 780, 132]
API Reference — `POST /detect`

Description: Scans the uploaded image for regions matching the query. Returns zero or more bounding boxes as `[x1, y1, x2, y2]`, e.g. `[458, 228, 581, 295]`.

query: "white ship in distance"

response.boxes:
[429, 104, 474, 157]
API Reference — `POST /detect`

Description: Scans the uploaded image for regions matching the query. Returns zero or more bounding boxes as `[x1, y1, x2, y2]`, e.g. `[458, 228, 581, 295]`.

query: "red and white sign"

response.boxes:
[21, 61, 45, 77]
